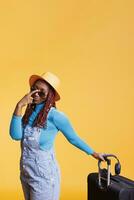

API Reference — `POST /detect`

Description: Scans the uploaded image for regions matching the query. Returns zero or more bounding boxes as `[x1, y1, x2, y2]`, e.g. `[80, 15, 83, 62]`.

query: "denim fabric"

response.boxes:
[20, 125, 61, 200]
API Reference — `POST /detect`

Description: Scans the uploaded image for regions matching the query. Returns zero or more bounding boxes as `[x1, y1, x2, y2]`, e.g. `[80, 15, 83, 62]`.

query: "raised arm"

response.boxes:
[9, 89, 39, 140]
[10, 112, 23, 140]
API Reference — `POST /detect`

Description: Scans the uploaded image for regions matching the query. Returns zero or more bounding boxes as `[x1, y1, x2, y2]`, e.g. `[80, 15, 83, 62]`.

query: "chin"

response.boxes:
[33, 100, 40, 104]
[33, 100, 44, 104]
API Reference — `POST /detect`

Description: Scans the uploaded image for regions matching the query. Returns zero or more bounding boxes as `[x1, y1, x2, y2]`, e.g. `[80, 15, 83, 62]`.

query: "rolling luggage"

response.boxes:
[87, 154, 134, 200]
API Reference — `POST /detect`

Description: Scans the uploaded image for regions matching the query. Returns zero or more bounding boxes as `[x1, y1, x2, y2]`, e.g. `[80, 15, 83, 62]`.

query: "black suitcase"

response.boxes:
[87, 154, 134, 200]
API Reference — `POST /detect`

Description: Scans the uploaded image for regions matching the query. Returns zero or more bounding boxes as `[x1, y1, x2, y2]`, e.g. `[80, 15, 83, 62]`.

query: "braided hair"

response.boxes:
[22, 80, 56, 128]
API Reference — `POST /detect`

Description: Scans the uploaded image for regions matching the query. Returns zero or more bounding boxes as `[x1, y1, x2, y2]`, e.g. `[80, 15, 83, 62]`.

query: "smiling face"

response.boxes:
[31, 79, 50, 104]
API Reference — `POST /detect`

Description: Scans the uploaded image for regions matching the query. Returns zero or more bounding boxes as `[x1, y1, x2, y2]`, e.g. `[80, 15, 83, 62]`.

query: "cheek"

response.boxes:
[42, 93, 49, 100]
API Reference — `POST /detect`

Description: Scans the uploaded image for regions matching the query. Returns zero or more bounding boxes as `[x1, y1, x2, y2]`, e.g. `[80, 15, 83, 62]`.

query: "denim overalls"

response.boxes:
[20, 124, 61, 200]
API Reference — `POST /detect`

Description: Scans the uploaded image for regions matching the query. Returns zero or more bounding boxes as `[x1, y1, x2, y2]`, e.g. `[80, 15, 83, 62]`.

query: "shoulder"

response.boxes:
[50, 107, 68, 119]
[50, 107, 69, 125]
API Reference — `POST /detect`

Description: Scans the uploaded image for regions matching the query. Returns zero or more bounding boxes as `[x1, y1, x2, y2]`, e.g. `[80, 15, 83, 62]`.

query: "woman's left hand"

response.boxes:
[91, 152, 106, 161]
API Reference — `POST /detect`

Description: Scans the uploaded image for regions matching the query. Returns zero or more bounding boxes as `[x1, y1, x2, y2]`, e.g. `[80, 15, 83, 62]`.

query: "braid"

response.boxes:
[22, 104, 36, 126]
[33, 88, 56, 128]
[22, 82, 56, 128]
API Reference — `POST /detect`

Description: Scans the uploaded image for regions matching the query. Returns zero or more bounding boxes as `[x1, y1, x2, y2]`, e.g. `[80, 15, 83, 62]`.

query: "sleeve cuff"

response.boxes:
[12, 115, 22, 119]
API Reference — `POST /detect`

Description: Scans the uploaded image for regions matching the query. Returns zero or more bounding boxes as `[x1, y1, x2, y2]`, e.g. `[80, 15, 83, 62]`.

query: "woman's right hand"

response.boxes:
[18, 89, 39, 107]
[13, 90, 39, 116]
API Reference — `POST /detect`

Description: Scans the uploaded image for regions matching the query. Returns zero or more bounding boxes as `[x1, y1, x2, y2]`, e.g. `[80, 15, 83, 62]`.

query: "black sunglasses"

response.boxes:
[30, 86, 47, 98]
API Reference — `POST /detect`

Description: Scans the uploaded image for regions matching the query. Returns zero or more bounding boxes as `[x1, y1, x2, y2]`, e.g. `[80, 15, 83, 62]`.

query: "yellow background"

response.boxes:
[0, 0, 134, 199]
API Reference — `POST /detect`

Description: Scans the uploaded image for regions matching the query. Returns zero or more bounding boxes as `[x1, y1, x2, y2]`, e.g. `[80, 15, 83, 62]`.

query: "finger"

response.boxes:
[99, 154, 105, 161]
[101, 153, 107, 159]
[28, 97, 33, 104]
[29, 89, 39, 96]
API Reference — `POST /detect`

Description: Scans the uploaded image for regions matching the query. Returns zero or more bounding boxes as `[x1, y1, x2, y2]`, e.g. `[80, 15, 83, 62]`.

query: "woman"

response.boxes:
[10, 72, 105, 200]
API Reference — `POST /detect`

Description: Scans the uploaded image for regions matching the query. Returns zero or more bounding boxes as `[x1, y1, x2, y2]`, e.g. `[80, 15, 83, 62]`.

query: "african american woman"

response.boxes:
[9, 71, 106, 200]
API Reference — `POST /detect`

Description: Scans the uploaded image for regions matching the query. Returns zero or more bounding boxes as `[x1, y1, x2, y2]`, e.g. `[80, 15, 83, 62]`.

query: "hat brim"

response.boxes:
[29, 74, 60, 101]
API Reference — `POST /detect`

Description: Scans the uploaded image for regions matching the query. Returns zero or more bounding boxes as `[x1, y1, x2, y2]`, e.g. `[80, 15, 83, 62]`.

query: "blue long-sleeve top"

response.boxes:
[9, 102, 94, 155]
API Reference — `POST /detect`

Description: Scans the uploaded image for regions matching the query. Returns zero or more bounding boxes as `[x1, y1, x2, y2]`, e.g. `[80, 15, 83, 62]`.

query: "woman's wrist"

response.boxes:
[91, 151, 105, 161]
[17, 101, 25, 108]
[13, 102, 23, 116]
[91, 151, 97, 158]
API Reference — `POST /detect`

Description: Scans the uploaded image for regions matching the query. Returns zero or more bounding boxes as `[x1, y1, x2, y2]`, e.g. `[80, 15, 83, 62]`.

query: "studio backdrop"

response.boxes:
[0, 0, 134, 199]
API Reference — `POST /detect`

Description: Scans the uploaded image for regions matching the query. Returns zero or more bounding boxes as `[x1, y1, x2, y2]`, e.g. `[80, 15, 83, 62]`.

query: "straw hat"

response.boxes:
[29, 72, 61, 101]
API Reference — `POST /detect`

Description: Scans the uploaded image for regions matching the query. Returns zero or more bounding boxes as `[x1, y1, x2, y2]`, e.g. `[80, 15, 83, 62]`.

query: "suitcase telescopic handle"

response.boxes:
[98, 154, 121, 189]
[98, 157, 111, 188]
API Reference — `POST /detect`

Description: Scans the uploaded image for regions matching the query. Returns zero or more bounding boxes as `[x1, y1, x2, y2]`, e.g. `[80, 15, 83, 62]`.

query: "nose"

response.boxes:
[33, 91, 40, 97]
